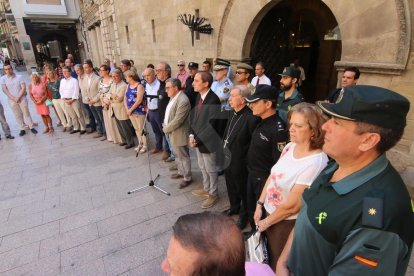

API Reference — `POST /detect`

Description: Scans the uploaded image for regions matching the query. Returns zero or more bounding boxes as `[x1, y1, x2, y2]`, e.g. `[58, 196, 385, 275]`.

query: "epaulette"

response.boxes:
[362, 196, 384, 229]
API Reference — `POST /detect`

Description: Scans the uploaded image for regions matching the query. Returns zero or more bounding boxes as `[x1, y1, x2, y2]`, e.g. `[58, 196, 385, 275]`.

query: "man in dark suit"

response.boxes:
[189, 72, 222, 209]
[325, 66, 360, 103]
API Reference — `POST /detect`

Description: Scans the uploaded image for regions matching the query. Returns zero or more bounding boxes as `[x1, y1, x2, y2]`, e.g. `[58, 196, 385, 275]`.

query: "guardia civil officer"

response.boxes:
[276, 66, 304, 124]
[277, 85, 414, 276]
[244, 84, 288, 236]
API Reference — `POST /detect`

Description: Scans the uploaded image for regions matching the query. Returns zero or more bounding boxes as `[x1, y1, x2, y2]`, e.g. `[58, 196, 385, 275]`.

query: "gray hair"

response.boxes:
[232, 85, 251, 98]
[159, 62, 172, 76]
[74, 64, 83, 70]
[166, 78, 182, 90]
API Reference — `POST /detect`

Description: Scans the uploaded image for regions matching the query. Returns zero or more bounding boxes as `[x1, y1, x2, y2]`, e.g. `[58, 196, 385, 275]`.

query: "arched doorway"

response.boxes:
[248, 0, 341, 102]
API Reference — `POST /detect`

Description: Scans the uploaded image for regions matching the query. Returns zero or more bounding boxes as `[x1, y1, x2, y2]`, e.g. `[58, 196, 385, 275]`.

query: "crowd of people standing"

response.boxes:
[0, 54, 413, 275]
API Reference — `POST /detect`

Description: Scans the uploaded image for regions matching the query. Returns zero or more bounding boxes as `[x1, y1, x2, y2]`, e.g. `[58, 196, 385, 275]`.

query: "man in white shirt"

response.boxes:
[143, 67, 164, 153]
[60, 66, 86, 134]
[163, 78, 192, 188]
[251, 62, 271, 87]
[1, 63, 37, 136]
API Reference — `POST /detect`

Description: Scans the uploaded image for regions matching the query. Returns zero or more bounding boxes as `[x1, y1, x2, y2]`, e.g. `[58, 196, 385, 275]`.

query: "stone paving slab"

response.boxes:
[0, 71, 413, 275]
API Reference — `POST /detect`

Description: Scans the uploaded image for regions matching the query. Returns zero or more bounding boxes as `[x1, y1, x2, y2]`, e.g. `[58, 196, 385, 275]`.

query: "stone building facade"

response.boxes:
[79, 0, 414, 193]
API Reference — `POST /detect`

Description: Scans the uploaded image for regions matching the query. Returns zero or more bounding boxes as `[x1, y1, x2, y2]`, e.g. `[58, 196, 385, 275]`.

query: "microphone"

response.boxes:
[147, 94, 162, 100]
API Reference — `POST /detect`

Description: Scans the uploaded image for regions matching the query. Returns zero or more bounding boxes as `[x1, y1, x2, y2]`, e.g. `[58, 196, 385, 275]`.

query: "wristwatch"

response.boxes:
[257, 200, 264, 206]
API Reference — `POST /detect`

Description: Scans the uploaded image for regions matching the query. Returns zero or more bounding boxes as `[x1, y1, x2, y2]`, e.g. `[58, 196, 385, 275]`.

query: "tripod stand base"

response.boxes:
[127, 174, 171, 196]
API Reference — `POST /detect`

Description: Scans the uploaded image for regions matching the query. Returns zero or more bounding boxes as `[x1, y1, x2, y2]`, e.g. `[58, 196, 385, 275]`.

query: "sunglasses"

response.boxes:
[177, 64, 184, 66]
[235, 71, 247, 75]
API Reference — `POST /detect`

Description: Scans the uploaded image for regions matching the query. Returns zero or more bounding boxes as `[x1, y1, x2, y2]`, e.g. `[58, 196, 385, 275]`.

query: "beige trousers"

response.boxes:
[102, 108, 122, 143]
[130, 115, 147, 147]
[8, 97, 34, 130]
[52, 99, 71, 128]
[64, 99, 86, 131]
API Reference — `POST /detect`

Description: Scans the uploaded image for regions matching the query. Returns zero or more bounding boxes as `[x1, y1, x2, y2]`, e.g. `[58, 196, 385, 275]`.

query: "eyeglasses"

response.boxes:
[235, 71, 247, 75]
[177, 64, 184, 66]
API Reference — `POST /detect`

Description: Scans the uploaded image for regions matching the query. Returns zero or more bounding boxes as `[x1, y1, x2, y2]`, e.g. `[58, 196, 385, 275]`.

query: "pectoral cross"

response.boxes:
[223, 139, 229, 149]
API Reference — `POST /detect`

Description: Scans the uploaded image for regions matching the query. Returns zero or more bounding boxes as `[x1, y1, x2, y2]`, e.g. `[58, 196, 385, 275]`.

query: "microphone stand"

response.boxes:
[127, 96, 170, 196]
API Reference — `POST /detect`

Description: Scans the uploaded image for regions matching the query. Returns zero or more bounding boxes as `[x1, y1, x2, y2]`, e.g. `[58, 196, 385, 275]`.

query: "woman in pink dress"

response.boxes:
[29, 72, 53, 133]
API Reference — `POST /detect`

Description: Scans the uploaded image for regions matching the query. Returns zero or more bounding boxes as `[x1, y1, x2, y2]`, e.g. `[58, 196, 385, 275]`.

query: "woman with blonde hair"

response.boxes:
[254, 102, 329, 270]
[124, 69, 147, 152]
[29, 72, 53, 133]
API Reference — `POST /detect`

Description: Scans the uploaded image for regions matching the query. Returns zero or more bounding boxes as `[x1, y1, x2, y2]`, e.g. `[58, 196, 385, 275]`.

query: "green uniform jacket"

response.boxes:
[288, 154, 414, 275]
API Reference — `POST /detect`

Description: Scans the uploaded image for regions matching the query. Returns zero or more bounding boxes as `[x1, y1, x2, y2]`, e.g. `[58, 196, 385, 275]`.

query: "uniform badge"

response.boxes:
[354, 255, 378, 268]
[277, 142, 286, 152]
[362, 197, 383, 228]
[315, 212, 327, 224]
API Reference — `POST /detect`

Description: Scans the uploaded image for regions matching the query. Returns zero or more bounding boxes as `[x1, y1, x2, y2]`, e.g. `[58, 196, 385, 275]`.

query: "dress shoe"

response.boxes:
[178, 180, 192, 189]
[5, 134, 14, 139]
[161, 151, 169, 160]
[191, 189, 209, 197]
[223, 208, 239, 216]
[119, 142, 127, 146]
[236, 216, 248, 230]
[93, 133, 103, 138]
[149, 148, 160, 154]
[164, 156, 175, 163]
[19, 130, 26, 136]
[80, 130, 86, 135]
[169, 164, 178, 171]
[30, 128, 38, 134]
[170, 173, 183, 179]
[124, 144, 134, 149]
[201, 195, 218, 209]
[70, 129, 80, 134]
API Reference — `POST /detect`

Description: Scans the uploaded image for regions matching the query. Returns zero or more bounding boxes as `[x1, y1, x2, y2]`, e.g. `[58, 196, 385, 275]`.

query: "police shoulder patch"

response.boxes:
[277, 142, 286, 152]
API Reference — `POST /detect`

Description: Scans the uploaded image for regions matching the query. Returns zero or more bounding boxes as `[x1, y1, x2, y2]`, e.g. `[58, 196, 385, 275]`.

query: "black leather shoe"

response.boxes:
[124, 144, 134, 149]
[6, 134, 15, 139]
[30, 128, 38, 134]
[19, 130, 26, 136]
[119, 142, 127, 146]
[70, 129, 80, 134]
[222, 208, 239, 216]
[80, 130, 86, 135]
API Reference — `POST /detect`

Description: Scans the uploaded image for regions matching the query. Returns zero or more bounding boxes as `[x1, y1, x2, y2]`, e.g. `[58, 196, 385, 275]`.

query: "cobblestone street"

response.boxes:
[0, 71, 230, 275]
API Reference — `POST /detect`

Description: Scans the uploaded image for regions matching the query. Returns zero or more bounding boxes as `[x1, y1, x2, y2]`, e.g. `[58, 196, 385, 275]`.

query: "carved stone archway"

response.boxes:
[217, 0, 411, 75]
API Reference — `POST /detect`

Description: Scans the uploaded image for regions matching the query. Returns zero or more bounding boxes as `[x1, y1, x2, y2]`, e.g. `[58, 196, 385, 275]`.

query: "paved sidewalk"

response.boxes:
[0, 72, 230, 275]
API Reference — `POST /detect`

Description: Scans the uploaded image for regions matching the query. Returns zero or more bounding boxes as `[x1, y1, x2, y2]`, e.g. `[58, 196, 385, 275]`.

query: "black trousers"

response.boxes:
[224, 168, 248, 220]
[246, 172, 268, 230]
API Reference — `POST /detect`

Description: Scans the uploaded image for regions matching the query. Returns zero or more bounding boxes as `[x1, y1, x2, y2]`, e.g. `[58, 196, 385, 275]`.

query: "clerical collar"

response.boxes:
[233, 105, 248, 115]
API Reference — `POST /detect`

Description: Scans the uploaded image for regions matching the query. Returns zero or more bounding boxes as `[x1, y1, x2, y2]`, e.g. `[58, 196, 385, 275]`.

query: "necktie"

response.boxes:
[256, 77, 260, 87]
[197, 98, 203, 112]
